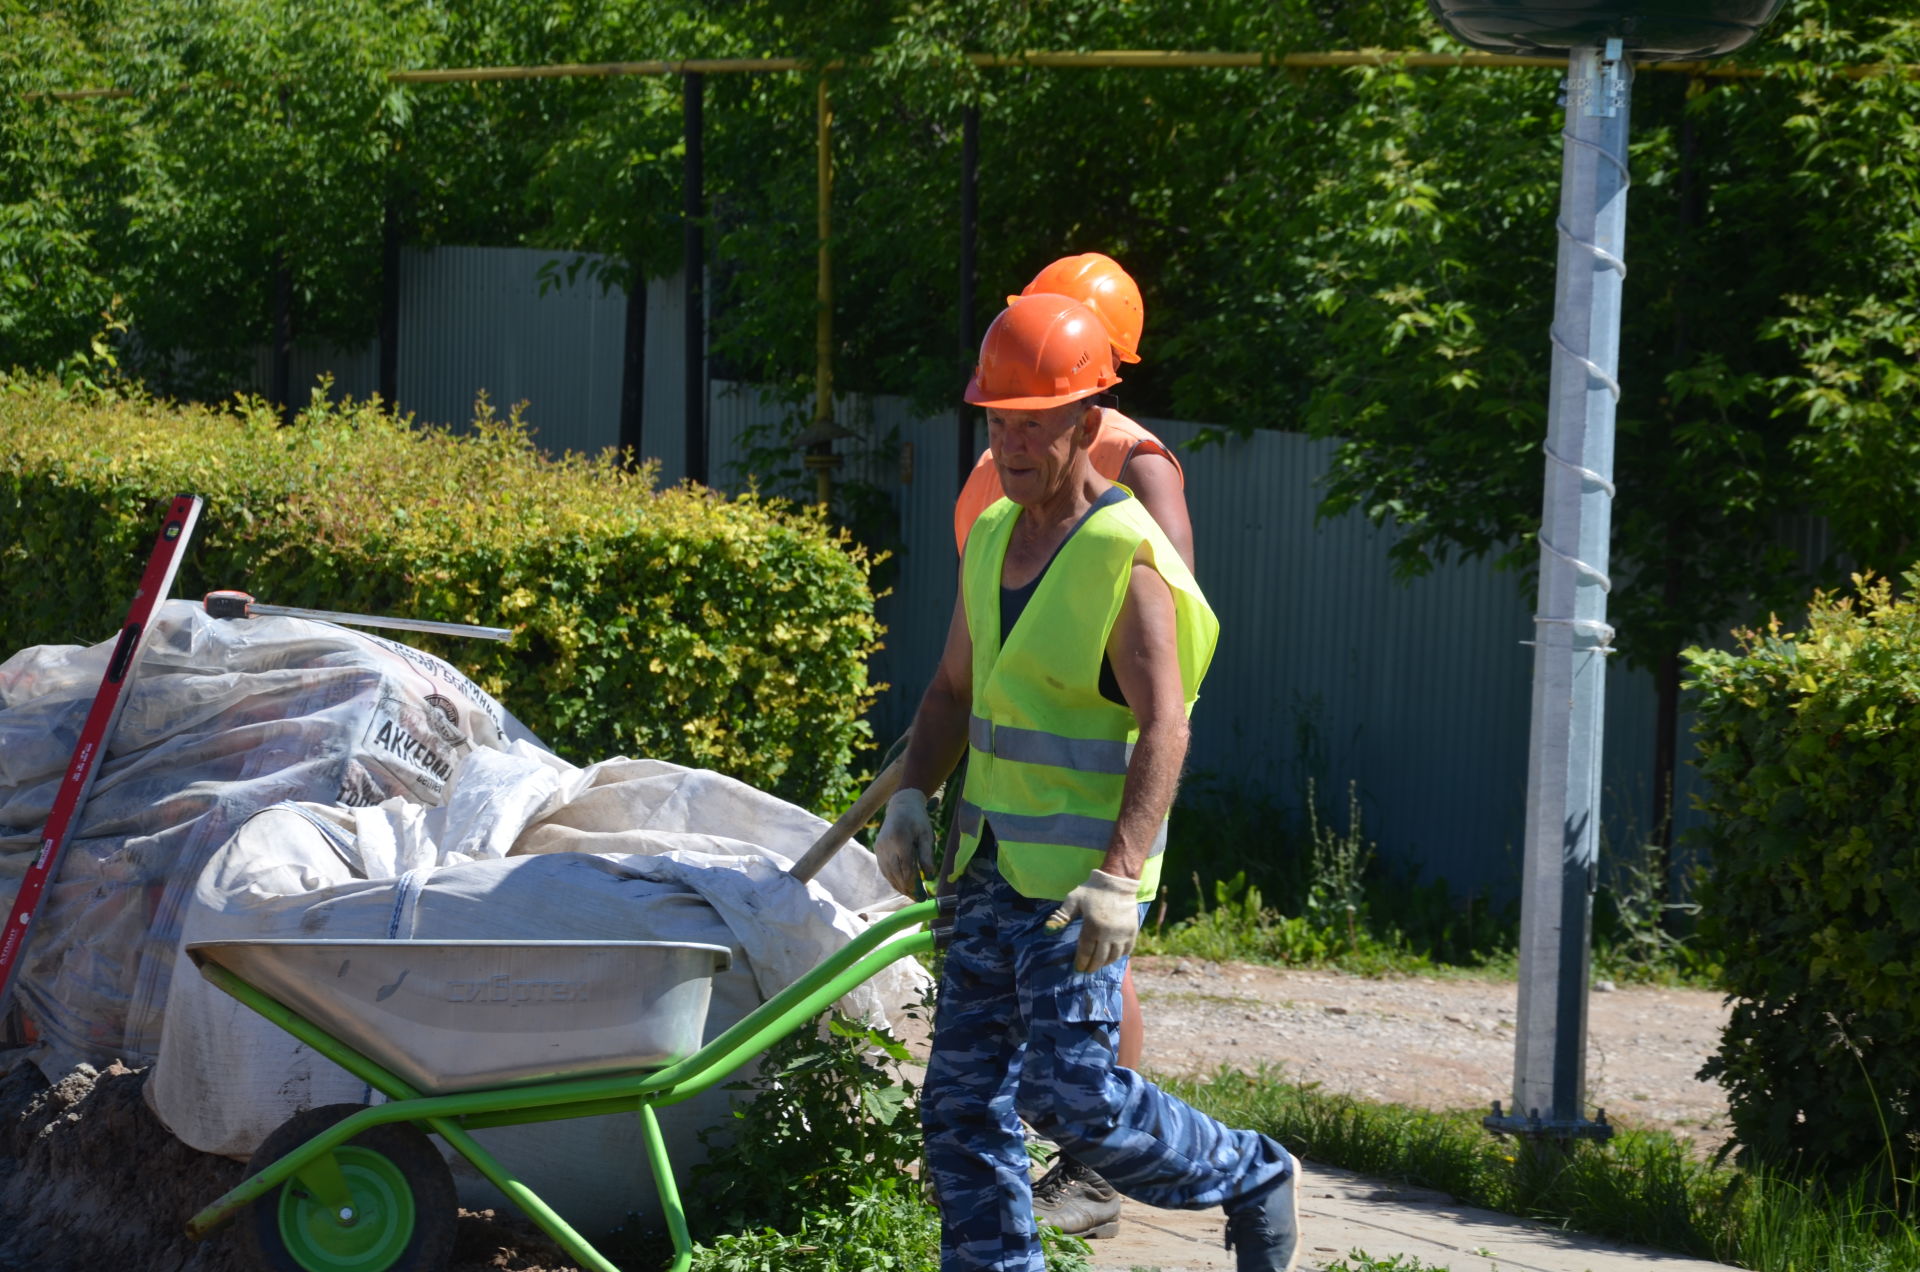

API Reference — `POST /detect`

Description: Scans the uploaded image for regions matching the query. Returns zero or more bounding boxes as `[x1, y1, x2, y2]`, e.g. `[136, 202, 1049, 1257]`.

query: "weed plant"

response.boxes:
[1151, 777, 1715, 982]
[1163, 1065, 1920, 1272]
[1587, 811, 1717, 987]
[1146, 779, 1518, 975]
[691, 1180, 941, 1272]
[689, 1014, 925, 1236]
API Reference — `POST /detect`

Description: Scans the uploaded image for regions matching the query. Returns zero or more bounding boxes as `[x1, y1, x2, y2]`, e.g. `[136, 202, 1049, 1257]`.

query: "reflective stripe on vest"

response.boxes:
[968, 714, 1133, 775]
[957, 799, 1169, 860]
[955, 491, 1217, 901]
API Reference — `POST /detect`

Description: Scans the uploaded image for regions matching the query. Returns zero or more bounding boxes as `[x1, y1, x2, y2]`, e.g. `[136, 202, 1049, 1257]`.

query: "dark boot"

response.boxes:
[1032, 1154, 1122, 1239]
[1222, 1160, 1301, 1272]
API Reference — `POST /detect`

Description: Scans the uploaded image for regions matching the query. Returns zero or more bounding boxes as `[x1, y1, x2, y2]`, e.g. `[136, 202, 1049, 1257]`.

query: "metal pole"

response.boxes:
[619, 254, 647, 468]
[271, 253, 292, 424]
[379, 196, 400, 408]
[956, 104, 979, 495]
[682, 71, 707, 486]
[1488, 39, 1631, 1146]
[805, 75, 838, 508]
[272, 88, 293, 426]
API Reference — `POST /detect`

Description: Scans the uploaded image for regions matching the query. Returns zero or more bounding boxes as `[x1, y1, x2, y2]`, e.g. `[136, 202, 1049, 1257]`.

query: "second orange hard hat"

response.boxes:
[963, 294, 1121, 410]
[1009, 252, 1145, 364]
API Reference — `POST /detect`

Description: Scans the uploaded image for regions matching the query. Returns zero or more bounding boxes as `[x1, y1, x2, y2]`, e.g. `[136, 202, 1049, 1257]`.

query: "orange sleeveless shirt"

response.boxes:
[952, 408, 1184, 555]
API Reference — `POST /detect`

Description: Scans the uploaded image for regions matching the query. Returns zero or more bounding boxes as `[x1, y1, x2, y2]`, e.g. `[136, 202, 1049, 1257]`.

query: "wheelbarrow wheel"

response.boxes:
[241, 1103, 458, 1272]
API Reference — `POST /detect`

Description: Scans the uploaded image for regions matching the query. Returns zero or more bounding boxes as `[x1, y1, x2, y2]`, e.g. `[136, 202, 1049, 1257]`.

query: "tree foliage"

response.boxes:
[4, 1, 1920, 663]
[1229, 6, 1920, 669]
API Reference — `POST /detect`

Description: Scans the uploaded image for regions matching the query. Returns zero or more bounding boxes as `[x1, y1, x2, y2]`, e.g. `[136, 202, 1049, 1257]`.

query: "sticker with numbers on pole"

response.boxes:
[0, 494, 205, 1016]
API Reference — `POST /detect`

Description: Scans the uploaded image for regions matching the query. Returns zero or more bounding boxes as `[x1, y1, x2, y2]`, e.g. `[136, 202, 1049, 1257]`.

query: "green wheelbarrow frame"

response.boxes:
[187, 897, 947, 1272]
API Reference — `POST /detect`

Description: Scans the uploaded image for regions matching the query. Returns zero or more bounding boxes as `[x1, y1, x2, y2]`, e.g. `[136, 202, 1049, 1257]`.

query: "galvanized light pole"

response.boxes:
[1485, 39, 1632, 1143]
[1422, 0, 1788, 1145]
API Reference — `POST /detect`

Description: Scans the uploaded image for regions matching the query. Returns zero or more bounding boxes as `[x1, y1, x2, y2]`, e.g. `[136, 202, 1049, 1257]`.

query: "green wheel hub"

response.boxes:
[276, 1147, 417, 1271]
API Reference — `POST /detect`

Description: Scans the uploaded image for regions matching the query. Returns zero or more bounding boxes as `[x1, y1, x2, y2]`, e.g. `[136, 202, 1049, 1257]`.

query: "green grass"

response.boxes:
[1124, 1257, 1450, 1272]
[1163, 1065, 1920, 1272]
[682, 1180, 1091, 1272]
[1136, 867, 1502, 978]
[1150, 779, 1717, 987]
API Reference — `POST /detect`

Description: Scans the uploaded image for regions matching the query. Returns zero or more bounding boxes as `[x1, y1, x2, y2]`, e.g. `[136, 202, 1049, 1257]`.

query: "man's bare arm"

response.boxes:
[900, 593, 974, 798]
[1101, 556, 1190, 881]
[1118, 451, 1195, 572]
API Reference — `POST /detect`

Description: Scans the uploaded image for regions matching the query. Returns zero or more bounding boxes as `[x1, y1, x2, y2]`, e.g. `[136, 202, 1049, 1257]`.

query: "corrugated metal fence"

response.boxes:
[260, 244, 1698, 899]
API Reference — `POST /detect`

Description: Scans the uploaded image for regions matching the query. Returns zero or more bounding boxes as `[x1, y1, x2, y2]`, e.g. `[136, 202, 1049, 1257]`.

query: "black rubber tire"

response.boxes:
[239, 1103, 457, 1272]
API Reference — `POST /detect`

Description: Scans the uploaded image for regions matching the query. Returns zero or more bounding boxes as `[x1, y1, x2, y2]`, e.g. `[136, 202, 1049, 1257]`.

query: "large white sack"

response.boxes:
[0, 601, 538, 1074]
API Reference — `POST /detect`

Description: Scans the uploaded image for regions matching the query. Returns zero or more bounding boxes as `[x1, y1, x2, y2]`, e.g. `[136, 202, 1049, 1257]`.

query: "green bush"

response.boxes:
[0, 375, 882, 808]
[1683, 571, 1920, 1190]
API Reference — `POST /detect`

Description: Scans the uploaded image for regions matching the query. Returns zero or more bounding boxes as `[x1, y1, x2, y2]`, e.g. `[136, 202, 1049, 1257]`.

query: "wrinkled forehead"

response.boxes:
[985, 400, 1094, 432]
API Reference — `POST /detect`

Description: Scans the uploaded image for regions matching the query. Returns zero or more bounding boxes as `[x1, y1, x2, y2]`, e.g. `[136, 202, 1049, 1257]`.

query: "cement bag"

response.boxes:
[0, 601, 538, 1076]
[151, 798, 927, 1233]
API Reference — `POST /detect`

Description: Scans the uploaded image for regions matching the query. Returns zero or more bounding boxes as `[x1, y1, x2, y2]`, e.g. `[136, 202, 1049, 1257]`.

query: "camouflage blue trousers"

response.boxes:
[921, 847, 1294, 1271]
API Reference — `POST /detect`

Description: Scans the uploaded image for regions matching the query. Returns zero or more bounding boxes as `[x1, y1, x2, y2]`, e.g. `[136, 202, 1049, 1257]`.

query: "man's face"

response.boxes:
[987, 401, 1095, 506]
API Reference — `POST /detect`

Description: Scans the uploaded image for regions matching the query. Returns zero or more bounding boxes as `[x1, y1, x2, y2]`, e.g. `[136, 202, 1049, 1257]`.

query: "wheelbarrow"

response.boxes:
[184, 893, 948, 1272]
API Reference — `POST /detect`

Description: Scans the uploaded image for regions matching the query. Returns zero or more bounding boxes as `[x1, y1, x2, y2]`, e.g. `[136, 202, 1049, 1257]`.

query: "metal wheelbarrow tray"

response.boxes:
[185, 897, 948, 1272]
[188, 938, 731, 1094]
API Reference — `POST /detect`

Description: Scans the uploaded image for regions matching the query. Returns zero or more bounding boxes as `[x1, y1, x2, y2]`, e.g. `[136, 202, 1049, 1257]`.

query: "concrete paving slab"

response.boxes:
[1080, 1161, 1733, 1272]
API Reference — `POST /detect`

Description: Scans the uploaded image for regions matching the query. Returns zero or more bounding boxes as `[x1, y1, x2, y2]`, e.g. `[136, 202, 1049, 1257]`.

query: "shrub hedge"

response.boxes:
[0, 376, 883, 810]
[1683, 572, 1920, 1189]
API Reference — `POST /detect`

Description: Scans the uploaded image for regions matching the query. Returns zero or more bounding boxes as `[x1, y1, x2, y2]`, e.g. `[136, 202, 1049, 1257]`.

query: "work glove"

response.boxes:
[873, 788, 935, 898]
[1046, 869, 1142, 972]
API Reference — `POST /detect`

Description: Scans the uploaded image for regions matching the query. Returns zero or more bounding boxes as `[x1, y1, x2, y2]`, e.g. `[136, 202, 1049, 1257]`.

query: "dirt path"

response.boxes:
[1128, 956, 1731, 1145]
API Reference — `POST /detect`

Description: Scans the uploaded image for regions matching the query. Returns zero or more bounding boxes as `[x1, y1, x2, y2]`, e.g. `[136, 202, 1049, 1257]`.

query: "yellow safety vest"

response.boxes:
[955, 491, 1218, 901]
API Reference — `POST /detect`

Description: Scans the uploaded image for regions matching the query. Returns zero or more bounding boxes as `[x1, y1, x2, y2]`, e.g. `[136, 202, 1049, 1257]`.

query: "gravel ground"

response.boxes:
[1126, 956, 1732, 1145]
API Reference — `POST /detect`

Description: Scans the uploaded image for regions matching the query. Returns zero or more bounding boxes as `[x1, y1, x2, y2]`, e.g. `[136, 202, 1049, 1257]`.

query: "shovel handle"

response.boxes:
[787, 747, 909, 884]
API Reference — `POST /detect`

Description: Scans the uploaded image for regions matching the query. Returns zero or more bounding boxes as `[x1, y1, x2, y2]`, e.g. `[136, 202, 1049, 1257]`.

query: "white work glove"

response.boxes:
[1045, 869, 1142, 972]
[873, 788, 935, 898]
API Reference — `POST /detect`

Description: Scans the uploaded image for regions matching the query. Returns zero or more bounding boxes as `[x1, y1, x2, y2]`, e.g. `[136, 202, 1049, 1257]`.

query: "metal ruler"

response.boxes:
[0, 494, 204, 1016]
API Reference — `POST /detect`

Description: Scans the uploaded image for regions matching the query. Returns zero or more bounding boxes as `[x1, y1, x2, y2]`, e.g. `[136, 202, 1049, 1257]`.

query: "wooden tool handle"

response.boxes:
[787, 749, 910, 883]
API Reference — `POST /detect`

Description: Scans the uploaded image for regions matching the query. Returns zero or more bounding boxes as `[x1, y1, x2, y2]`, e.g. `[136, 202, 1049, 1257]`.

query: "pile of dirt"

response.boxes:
[0, 1053, 248, 1272]
[0, 1052, 580, 1272]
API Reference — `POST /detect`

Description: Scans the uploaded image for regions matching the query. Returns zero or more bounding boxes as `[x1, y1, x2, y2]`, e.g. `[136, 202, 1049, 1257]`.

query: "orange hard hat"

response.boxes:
[963, 294, 1121, 410]
[1009, 252, 1145, 364]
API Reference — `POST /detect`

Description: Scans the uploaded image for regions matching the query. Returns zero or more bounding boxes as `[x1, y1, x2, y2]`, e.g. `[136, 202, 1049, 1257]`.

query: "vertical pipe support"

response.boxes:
[956, 104, 979, 495]
[805, 74, 840, 508]
[683, 71, 707, 485]
[271, 255, 292, 424]
[1488, 40, 1632, 1147]
[379, 196, 400, 409]
[272, 88, 293, 425]
[619, 254, 648, 468]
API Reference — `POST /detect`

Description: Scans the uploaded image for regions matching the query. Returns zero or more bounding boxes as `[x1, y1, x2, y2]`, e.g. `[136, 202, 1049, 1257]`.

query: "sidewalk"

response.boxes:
[1083, 1161, 1733, 1272]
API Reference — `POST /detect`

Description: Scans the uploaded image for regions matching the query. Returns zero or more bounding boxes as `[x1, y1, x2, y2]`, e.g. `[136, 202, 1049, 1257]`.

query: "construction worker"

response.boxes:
[876, 295, 1300, 1272]
[951, 252, 1188, 1239]
[952, 252, 1194, 570]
